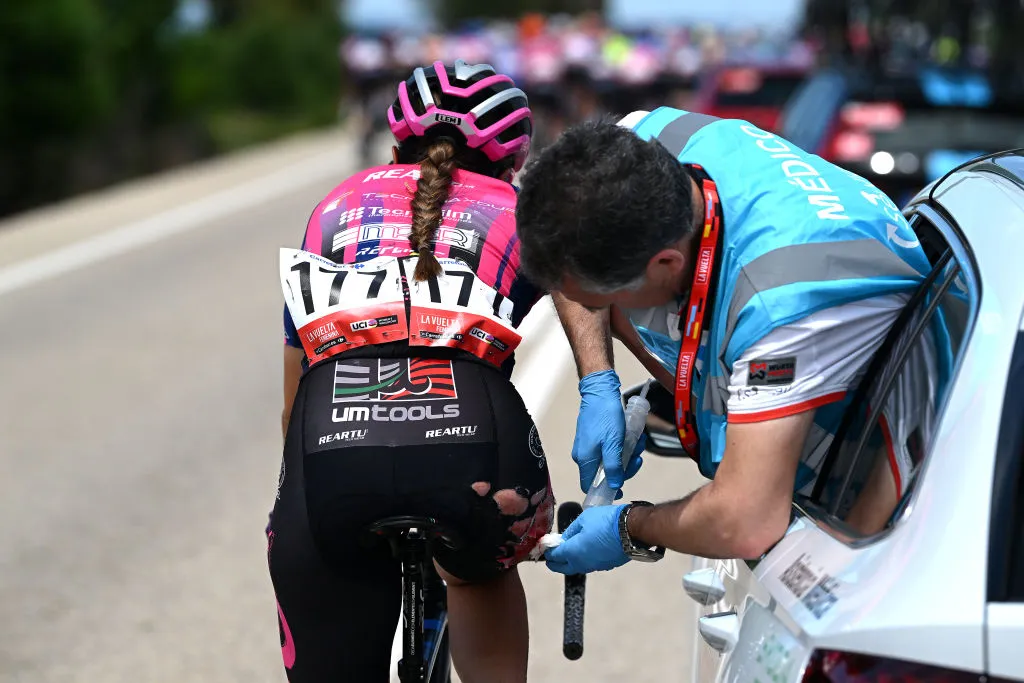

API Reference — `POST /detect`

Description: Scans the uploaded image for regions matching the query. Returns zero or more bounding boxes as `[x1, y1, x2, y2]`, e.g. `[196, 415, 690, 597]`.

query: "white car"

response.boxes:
[637, 150, 1024, 681]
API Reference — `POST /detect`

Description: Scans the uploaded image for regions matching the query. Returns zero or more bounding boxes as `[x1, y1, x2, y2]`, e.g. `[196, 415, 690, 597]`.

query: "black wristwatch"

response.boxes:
[619, 501, 666, 562]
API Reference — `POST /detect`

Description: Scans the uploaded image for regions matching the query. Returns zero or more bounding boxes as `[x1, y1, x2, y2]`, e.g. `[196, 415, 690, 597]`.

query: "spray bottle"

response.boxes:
[581, 379, 653, 508]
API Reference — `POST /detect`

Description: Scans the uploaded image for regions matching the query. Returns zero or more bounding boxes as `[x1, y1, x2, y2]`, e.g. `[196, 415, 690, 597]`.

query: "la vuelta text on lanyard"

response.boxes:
[675, 165, 722, 459]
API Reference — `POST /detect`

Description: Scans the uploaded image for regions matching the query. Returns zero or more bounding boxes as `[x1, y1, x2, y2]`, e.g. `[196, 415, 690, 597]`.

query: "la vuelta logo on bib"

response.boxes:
[332, 358, 458, 403]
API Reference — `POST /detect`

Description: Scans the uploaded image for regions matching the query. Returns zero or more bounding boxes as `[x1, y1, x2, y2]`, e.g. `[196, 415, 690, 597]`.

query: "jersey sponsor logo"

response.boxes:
[317, 429, 368, 444]
[331, 224, 479, 256]
[320, 191, 352, 214]
[363, 168, 421, 182]
[425, 425, 478, 438]
[367, 206, 472, 223]
[332, 403, 460, 423]
[349, 314, 400, 332]
[434, 113, 462, 125]
[748, 357, 796, 386]
[361, 192, 411, 201]
[332, 358, 458, 402]
[337, 206, 366, 226]
[445, 197, 515, 214]
[355, 245, 413, 258]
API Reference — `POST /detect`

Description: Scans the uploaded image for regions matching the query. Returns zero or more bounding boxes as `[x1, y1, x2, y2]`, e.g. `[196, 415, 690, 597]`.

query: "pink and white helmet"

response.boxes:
[388, 60, 533, 171]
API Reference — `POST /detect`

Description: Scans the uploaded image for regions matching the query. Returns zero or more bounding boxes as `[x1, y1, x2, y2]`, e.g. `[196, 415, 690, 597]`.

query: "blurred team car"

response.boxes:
[635, 150, 1024, 682]
[779, 67, 1024, 206]
[692, 65, 809, 133]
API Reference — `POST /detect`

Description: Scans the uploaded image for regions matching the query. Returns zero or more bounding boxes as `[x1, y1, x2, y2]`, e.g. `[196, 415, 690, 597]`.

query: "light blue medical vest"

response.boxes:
[627, 108, 934, 480]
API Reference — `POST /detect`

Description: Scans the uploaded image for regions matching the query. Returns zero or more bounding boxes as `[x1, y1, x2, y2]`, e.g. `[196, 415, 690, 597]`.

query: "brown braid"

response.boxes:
[409, 139, 457, 281]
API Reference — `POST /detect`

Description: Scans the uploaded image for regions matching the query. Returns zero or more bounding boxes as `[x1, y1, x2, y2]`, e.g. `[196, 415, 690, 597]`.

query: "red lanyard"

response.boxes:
[675, 166, 722, 458]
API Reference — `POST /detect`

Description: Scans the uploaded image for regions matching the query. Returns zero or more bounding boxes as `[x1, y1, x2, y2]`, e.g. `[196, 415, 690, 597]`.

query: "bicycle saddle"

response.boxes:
[365, 515, 464, 551]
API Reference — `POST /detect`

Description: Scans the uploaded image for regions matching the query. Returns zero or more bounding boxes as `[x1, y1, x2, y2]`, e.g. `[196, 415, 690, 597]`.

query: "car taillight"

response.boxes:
[802, 650, 983, 682]
[830, 130, 875, 161]
[840, 101, 904, 130]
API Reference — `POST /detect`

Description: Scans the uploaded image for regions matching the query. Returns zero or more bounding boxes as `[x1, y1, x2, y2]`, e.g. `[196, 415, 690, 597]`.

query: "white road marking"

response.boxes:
[513, 302, 574, 417]
[0, 149, 350, 298]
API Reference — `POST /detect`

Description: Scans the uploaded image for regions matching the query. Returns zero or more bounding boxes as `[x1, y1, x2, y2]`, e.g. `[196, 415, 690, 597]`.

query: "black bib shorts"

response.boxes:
[267, 355, 553, 682]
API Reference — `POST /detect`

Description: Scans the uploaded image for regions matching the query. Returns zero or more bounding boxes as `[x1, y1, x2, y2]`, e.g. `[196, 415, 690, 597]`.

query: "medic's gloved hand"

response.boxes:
[574, 370, 645, 494]
[545, 504, 629, 575]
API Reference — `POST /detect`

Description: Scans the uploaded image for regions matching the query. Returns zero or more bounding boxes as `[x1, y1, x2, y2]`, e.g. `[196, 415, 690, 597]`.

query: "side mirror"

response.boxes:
[622, 381, 689, 458]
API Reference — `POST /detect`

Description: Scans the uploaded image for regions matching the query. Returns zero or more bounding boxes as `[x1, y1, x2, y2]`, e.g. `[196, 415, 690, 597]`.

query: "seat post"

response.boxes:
[364, 515, 462, 683]
[397, 528, 428, 683]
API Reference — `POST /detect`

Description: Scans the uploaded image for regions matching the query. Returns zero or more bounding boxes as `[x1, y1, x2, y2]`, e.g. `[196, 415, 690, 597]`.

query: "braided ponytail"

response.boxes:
[409, 139, 457, 281]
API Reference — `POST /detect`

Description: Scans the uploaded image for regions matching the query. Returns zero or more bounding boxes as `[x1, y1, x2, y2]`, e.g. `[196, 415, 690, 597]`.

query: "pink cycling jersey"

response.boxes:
[284, 164, 541, 356]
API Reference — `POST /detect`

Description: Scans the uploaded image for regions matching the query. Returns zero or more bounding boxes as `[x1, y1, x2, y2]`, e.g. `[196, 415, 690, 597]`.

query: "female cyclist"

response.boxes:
[269, 60, 553, 683]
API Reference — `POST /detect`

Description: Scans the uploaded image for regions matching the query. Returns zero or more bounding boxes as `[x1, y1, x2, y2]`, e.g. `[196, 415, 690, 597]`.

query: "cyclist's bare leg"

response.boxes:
[435, 563, 528, 683]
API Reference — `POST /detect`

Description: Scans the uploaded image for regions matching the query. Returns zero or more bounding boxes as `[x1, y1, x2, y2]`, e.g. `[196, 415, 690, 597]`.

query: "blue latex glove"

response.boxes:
[574, 370, 646, 494]
[545, 504, 629, 575]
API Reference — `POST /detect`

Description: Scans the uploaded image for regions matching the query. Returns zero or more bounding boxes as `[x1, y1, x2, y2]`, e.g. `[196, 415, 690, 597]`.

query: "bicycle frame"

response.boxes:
[422, 562, 451, 682]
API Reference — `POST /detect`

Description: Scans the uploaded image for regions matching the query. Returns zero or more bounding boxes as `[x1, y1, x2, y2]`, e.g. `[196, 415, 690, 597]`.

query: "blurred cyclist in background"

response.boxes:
[517, 13, 569, 149]
[335, 15, 817, 156]
[270, 60, 553, 682]
[340, 32, 396, 164]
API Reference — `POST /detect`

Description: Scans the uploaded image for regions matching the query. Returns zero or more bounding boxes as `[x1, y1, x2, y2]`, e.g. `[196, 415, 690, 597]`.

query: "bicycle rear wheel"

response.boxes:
[426, 627, 451, 683]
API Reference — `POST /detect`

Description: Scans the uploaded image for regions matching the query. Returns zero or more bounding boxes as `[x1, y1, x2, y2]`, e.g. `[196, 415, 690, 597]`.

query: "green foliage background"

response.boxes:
[0, 0, 342, 216]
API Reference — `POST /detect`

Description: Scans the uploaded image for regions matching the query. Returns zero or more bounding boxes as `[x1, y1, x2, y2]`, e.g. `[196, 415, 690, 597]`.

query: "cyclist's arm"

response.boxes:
[282, 346, 304, 438]
[626, 411, 814, 560]
[282, 209, 320, 437]
[282, 303, 306, 438]
[551, 292, 614, 377]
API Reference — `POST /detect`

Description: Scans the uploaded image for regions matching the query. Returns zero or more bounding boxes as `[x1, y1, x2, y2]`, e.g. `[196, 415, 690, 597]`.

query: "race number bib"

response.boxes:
[405, 255, 520, 366]
[407, 256, 521, 366]
[280, 249, 408, 364]
[281, 250, 522, 367]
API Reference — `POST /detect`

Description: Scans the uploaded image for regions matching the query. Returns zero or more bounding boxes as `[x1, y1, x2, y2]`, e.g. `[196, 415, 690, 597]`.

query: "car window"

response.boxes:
[796, 213, 974, 538]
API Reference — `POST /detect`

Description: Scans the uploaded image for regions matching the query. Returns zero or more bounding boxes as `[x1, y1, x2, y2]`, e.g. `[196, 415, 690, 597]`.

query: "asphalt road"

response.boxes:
[0, 126, 707, 683]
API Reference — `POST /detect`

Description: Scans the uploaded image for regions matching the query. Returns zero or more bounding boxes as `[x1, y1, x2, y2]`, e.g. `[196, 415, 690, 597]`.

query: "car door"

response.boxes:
[681, 202, 980, 681]
[986, 328, 1024, 680]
